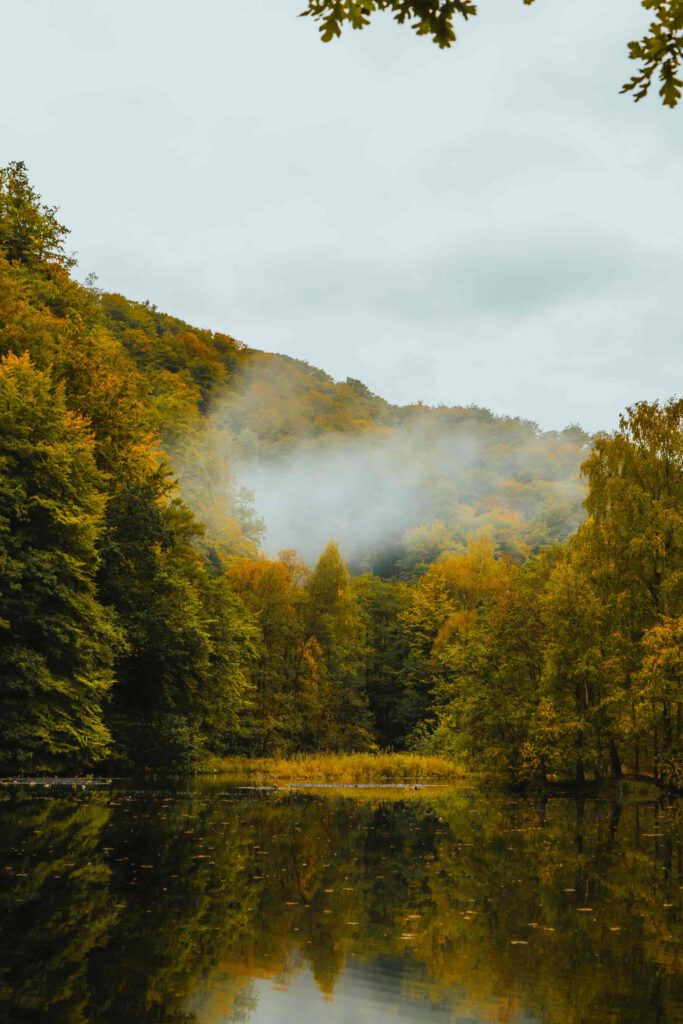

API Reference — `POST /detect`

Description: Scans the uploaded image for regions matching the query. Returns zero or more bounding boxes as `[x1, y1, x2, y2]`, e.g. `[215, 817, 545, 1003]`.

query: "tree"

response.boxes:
[634, 615, 683, 784]
[540, 553, 607, 782]
[399, 534, 505, 748]
[226, 553, 314, 754]
[0, 161, 75, 268]
[301, 0, 683, 108]
[0, 353, 120, 771]
[353, 574, 412, 747]
[577, 397, 683, 777]
[425, 553, 550, 781]
[304, 542, 373, 749]
[99, 469, 254, 772]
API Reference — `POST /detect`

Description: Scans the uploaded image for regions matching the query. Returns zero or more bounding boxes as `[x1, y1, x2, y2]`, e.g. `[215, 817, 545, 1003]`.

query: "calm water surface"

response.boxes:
[2, 781, 683, 1023]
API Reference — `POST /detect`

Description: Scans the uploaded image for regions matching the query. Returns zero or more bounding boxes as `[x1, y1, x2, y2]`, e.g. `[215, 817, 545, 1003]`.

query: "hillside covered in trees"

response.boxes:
[99, 275, 589, 572]
[1, 162, 681, 786]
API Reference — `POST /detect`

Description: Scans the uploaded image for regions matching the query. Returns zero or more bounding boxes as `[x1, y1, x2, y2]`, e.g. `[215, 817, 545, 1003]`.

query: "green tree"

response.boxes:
[304, 542, 373, 750]
[399, 534, 504, 748]
[0, 161, 75, 268]
[634, 615, 683, 784]
[578, 397, 683, 778]
[301, 0, 683, 107]
[540, 553, 607, 782]
[226, 553, 318, 754]
[353, 574, 412, 747]
[99, 470, 254, 772]
[427, 554, 550, 781]
[0, 353, 120, 771]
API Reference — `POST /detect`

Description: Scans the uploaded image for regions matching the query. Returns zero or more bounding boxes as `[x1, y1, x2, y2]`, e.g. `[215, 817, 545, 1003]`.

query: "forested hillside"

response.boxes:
[1, 162, 681, 785]
[98, 285, 590, 571]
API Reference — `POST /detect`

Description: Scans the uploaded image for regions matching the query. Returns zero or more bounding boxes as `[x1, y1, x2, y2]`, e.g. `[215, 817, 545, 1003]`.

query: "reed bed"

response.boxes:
[201, 752, 465, 784]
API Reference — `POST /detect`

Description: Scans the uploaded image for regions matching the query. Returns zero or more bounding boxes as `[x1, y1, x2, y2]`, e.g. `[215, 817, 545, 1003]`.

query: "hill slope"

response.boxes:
[97, 290, 590, 571]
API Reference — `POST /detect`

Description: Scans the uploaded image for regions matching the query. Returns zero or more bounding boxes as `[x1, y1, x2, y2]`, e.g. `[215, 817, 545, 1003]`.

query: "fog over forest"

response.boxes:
[175, 356, 590, 567]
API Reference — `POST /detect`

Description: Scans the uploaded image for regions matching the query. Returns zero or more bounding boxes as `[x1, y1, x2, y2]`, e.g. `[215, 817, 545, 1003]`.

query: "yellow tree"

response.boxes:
[634, 615, 683, 783]
[540, 553, 606, 782]
[304, 542, 373, 750]
[226, 553, 317, 753]
[578, 398, 683, 777]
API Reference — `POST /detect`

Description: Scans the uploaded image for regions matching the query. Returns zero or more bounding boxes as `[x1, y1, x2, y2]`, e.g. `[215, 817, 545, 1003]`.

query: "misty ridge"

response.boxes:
[172, 354, 591, 572]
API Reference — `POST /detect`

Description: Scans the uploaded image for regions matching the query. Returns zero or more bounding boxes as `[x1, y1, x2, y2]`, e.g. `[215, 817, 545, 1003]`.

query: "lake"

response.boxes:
[1, 780, 682, 1023]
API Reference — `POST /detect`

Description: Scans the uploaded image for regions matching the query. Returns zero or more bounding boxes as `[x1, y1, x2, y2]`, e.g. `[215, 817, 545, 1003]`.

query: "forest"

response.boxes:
[1, 161, 681, 786]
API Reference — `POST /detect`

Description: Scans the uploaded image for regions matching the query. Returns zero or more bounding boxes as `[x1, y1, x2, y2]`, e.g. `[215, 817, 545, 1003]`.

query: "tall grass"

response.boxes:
[200, 752, 465, 784]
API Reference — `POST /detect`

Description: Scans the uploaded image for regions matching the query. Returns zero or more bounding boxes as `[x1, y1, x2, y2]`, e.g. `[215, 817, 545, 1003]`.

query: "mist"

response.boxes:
[237, 428, 483, 562]
[175, 356, 589, 568]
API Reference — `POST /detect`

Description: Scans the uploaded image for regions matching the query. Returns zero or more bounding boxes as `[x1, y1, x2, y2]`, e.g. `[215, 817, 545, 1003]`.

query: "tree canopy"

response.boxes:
[0, 161, 74, 268]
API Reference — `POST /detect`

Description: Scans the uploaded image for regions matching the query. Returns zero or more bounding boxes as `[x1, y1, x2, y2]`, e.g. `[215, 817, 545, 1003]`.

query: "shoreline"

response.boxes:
[0, 758, 670, 798]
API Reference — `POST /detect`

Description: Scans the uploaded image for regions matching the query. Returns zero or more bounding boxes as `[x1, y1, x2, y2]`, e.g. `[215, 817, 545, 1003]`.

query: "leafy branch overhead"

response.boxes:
[301, 0, 683, 107]
[622, 0, 683, 107]
[301, 0, 478, 48]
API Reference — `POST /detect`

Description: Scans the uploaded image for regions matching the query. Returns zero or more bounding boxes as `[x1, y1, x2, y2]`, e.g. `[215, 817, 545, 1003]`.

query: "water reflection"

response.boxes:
[1, 783, 683, 1023]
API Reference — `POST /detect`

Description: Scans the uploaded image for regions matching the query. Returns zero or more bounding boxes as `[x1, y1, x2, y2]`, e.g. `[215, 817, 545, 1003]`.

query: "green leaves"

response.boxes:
[302, 0, 683, 106]
[622, 1, 683, 107]
[0, 353, 119, 771]
[305, 542, 374, 750]
[0, 161, 75, 269]
[301, 0, 476, 49]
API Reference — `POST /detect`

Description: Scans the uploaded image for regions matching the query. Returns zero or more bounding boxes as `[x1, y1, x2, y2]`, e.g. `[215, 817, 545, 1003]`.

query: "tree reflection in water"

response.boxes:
[1, 783, 683, 1023]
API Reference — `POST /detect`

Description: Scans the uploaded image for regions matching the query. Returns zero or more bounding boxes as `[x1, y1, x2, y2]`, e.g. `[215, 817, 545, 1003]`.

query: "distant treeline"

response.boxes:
[0, 162, 681, 783]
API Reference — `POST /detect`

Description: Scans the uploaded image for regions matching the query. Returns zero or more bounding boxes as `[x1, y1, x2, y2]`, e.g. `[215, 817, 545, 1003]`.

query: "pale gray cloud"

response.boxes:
[240, 228, 658, 321]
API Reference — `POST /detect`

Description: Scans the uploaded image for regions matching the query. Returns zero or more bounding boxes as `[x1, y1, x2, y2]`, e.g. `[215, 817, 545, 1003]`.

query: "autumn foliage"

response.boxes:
[0, 163, 681, 783]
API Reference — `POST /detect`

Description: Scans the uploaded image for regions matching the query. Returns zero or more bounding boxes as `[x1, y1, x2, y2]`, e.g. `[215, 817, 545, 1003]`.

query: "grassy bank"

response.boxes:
[200, 752, 466, 785]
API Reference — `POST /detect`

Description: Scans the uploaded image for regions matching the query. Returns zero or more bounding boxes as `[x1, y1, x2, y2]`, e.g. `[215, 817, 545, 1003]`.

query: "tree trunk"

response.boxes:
[609, 738, 623, 779]
[576, 726, 585, 784]
[537, 755, 548, 787]
[663, 701, 673, 754]
[608, 802, 622, 847]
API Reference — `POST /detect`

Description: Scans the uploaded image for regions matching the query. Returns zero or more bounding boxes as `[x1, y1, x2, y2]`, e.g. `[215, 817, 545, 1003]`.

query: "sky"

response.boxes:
[3, 0, 682, 432]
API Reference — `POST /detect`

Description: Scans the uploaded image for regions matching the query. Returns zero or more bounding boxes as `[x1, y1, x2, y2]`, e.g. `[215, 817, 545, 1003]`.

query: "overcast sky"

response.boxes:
[4, 0, 682, 431]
